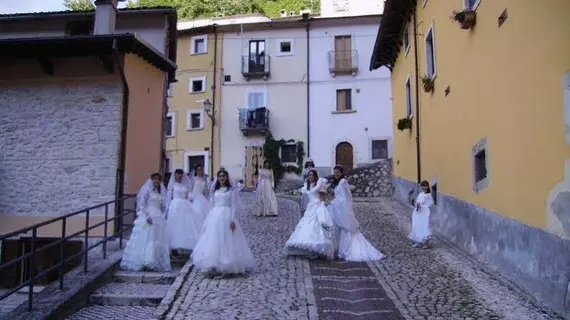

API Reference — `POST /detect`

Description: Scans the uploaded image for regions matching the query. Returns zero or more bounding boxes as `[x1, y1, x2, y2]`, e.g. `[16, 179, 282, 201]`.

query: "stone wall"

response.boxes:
[342, 160, 393, 197]
[0, 83, 123, 216]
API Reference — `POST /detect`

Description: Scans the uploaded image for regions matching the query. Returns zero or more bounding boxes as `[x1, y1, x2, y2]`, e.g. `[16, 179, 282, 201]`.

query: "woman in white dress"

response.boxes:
[255, 160, 278, 217]
[121, 173, 171, 272]
[285, 170, 335, 260]
[166, 169, 203, 255]
[409, 180, 434, 249]
[191, 169, 255, 277]
[299, 158, 315, 214]
[329, 165, 385, 262]
[189, 164, 211, 221]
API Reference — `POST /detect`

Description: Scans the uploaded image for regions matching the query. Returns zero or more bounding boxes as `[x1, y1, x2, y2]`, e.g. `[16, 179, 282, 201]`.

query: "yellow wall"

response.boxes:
[391, 0, 570, 234]
[166, 31, 222, 177]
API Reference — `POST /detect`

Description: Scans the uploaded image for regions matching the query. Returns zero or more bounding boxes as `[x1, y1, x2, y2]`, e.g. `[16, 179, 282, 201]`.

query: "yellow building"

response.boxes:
[370, 0, 570, 313]
[166, 25, 222, 177]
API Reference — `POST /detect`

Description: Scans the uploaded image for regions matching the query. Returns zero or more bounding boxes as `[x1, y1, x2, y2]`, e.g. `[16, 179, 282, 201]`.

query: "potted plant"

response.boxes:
[397, 117, 412, 131]
[450, 9, 476, 29]
[420, 74, 434, 93]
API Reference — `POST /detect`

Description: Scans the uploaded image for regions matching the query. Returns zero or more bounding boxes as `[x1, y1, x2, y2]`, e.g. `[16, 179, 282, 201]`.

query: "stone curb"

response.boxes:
[1, 250, 122, 320]
[153, 259, 194, 319]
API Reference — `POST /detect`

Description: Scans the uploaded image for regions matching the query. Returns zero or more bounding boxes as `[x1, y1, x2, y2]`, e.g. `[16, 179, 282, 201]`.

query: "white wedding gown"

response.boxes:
[285, 178, 335, 259]
[191, 187, 255, 274]
[166, 182, 204, 250]
[256, 169, 278, 216]
[408, 191, 434, 243]
[329, 178, 385, 261]
[190, 176, 211, 221]
[121, 190, 171, 272]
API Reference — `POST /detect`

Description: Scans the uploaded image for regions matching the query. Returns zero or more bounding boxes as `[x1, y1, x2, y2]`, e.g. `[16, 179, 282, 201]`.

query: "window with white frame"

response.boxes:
[187, 110, 204, 130]
[277, 39, 294, 56]
[190, 35, 207, 54]
[405, 75, 412, 117]
[463, 0, 480, 10]
[403, 23, 410, 55]
[167, 83, 173, 97]
[332, 0, 349, 12]
[425, 25, 436, 78]
[189, 76, 206, 93]
[371, 139, 389, 160]
[247, 91, 266, 109]
[280, 144, 297, 163]
[166, 112, 175, 137]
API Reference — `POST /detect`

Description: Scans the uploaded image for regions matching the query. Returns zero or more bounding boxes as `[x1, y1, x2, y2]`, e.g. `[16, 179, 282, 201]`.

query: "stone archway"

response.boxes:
[335, 142, 354, 170]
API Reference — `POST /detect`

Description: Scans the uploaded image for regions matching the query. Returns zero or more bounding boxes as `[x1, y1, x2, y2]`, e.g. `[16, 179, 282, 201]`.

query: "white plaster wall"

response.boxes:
[309, 23, 392, 170]
[220, 27, 308, 180]
[320, 0, 384, 18]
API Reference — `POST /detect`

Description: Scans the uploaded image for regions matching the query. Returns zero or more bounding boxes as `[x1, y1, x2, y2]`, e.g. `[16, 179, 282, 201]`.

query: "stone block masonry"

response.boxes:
[343, 160, 393, 197]
[0, 83, 123, 216]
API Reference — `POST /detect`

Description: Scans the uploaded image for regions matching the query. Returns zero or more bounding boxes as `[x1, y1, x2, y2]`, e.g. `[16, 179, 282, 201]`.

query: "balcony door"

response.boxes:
[334, 35, 352, 71]
[249, 40, 266, 73]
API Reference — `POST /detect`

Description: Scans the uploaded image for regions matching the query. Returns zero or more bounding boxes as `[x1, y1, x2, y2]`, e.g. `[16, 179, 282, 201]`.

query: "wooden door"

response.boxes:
[335, 142, 353, 170]
[244, 146, 265, 188]
[334, 36, 352, 71]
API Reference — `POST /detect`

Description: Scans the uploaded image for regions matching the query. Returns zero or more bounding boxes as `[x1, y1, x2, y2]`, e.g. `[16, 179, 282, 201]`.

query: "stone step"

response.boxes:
[89, 283, 171, 307]
[66, 305, 156, 320]
[113, 268, 180, 285]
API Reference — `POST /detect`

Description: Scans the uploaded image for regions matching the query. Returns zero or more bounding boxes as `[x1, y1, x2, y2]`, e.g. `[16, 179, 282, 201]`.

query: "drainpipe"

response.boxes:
[412, 10, 422, 184]
[305, 15, 311, 157]
[112, 39, 129, 230]
[210, 25, 218, 178]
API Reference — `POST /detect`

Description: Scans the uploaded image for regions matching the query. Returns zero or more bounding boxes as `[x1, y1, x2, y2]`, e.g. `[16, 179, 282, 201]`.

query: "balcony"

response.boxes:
[238, 107, 270, 136]
[328, 50, 358, 76]
[241, 54, 271, 80]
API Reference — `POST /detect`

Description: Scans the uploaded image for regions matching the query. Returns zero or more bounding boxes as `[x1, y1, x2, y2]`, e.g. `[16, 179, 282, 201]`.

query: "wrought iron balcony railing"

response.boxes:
[327, 50, 358, 75]
[241, 54, 271, 80]
[238, 107, 270, 136]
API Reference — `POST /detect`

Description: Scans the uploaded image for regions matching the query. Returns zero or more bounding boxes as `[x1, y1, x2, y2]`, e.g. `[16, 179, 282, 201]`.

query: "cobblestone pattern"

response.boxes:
[0, 84, 122, 216]
[67, 305, 156, 320]
[164, 193, 318, 320]
[91, 283, 170, 298]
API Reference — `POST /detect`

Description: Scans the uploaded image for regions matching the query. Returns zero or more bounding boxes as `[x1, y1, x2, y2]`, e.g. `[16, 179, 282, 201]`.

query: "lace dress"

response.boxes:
[408, 192, 434, 243]
[190, 176, 211, 221]
[329, 178, 385, 261]
[285, 178, 335, 259]
[255, 169, 278, 216]
[166, 182, 203, 250]
[121, 190, 171, 272]
[191, 187, 255, 274]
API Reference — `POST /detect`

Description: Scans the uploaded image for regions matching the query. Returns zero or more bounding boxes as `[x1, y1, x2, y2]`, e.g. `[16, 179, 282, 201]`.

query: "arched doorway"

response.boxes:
[335, 142, 353, 170]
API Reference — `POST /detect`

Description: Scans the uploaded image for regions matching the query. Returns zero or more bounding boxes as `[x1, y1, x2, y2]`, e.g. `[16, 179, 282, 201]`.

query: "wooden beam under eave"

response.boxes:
[37, 58, 54, 76]
[99, 55, 114, 73]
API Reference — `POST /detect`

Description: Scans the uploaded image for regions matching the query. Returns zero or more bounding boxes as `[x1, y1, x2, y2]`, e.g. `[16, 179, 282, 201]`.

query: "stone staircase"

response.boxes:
[67, 255, 188, 319]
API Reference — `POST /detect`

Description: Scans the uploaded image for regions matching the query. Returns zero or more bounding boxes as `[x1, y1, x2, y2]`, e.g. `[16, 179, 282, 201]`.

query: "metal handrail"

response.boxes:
[327, 50, 359, 72]
[238, 107, 269, 131]
[241, 54, 271, 75]
[0, 195, 136, 311]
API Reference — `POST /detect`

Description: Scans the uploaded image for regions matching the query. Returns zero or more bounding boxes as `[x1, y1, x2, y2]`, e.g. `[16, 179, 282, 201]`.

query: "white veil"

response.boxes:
[166, 169, 191, 213]
[328, 176, 359, 232]
[136, 177, 168, 215]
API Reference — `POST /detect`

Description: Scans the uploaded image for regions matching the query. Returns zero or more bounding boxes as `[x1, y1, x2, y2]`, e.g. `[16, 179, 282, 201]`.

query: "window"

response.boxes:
[425, 25, 436, 78]
[247, 91, 266, 109]
[463, 0, 480, 10]
[167, 83, 173, 97]
[189, 76, 206, 93]
[405, 75, 412, 117]
[224, 75, 232, 82]
[431, 183, 438, 205]
[277, 39, 294, 56]
[190, 35, 207, 54]
[474, 150, 487, 183]
[472, 137, 489, 192]
[166, 112, 175, 137]
[281, 144, 297, 163]
[403, 24, 410, 55]
[187, 110, 204, 130]
[332, 0, 349, 12]
[184, 151, 208, 176]
[334, 35, 352, 71]
[336, 89, 352, 111]
[164, 154, 172, 173]
[371, 140, 388, 160]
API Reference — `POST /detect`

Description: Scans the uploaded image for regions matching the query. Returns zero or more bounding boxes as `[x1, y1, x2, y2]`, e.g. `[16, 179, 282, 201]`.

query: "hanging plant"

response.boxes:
[420, 74, 435, 93]
[296, 141, 305, 167]
[397, 117, 412, 131]
[450, 9, 476, 29]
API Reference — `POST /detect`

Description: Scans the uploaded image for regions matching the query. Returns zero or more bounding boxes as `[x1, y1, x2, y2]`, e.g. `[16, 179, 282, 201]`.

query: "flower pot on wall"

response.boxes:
[423, 81, 434, 93]
[397, 117, 412, 131]
[455, 10, 476, 29]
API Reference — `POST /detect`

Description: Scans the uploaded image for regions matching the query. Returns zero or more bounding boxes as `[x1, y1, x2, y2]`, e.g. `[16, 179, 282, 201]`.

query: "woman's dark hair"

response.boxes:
[174, 169, 184, 175]
[150, 172, 162, 193]
[304, 161, 314, 169]
[305, 169, 319, 189]
[194, 164, 203, 176]
[214, 169, 232, 192]
[420, 180, 431, 193]
[263, 160, 270, 168]
[331, 165, 345, 188]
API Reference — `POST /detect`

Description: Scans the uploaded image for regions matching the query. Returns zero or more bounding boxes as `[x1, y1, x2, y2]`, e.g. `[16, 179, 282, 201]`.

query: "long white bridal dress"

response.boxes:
[408, 191, 434, 244]
[121, 180, 171, 272]
[166, 176, 204, 250]
[329, 178, 385, 262]
[285, 178, 335, 259]
[191, 186, 255, 274]
[255, 168, 278, 216]
[189, 175, 211, 221]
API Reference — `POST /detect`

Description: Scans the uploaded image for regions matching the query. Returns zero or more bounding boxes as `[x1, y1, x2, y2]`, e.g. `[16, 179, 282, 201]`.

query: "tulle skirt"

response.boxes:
[300, 193, 309, 214]
[191, 192, 211, 221]
[191, 206, 255, 274]
[337, 229, 385, 262]
[408, 208, 432, 243]
[121, 212, 171, 272]
[285, 202, 335, 259]
[166, 198, 203, 250]
[256, 179, 278, 216]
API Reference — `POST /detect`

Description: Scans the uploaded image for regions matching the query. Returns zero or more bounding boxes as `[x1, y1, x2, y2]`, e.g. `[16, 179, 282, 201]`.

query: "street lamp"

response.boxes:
[203, 98, 214, 124]
[202, 98, 215, 178]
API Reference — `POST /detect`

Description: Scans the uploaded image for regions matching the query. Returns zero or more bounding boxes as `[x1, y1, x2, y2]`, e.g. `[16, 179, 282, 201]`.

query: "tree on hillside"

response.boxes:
[63, 0, 95, 11]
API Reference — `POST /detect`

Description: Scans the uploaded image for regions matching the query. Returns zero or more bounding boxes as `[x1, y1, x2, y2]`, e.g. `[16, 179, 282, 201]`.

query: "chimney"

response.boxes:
[280, 9, 287, 18]
[288, 11, 295, 16]
[94, 0, 120, 35]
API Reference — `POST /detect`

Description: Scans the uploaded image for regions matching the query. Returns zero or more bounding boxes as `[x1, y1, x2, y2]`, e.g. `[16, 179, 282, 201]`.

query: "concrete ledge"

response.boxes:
[1, 250, 122, 320]
[153, 259, 194, 319]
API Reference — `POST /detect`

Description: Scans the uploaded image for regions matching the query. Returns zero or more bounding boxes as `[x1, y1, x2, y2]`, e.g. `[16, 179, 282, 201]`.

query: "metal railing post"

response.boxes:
[59, 218, 66, 290]
[103, 204, 108, 259]
[27, 228, 37, 311]
[119, 198, 124, 249]
[83, 210, 89, 273]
